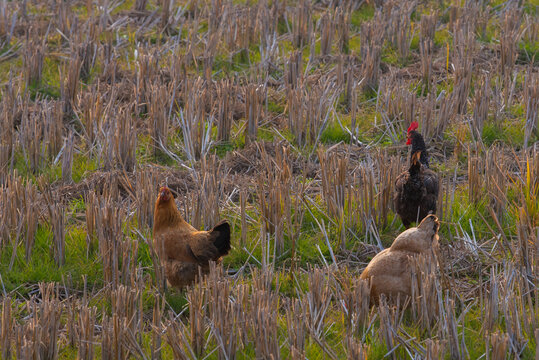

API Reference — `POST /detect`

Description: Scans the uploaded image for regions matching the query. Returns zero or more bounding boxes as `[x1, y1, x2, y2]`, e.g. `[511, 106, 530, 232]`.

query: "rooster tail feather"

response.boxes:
[210, 220, 231, 256]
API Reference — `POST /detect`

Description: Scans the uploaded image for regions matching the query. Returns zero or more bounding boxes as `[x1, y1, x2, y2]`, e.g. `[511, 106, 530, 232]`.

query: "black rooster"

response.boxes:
[394, 122, 439, 228]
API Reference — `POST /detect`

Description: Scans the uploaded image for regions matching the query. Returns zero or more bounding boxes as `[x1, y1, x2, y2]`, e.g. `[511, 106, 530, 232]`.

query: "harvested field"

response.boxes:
[0, 0, 538, 358]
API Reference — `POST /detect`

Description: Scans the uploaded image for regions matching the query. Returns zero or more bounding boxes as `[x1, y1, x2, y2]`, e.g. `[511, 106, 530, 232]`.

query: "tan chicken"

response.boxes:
[359, 214, 440, 304]
[153, 186, 231, 289]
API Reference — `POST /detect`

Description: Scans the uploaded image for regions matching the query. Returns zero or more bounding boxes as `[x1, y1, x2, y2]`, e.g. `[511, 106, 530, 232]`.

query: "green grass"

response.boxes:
[0, 225, 102, 293]
[350, 5, 375, 29]
[518, 40, 539, 65]
[319, 121, 350, 144]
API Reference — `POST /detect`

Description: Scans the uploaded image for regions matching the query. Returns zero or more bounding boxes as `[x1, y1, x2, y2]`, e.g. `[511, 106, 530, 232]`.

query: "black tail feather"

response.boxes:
[210, 220, 231, 256]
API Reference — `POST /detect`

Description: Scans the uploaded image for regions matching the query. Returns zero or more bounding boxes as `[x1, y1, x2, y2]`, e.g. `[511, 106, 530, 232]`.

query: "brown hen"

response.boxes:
[153, 186, 231, 289]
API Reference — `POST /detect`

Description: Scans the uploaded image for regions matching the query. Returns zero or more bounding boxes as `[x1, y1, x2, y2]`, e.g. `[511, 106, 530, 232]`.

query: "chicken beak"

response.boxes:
[160, 189, 168, 200]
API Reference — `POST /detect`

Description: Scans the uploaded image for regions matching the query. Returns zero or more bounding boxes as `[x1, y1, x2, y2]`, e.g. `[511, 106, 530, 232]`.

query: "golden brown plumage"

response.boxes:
[360, 214, 440, 304]
[153, 186, 231, 289]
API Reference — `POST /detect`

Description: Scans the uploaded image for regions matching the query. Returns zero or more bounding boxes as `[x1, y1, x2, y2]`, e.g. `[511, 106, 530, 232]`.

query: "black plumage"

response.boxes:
[394, 127, 439, 228]
[408, 130, 430, 168]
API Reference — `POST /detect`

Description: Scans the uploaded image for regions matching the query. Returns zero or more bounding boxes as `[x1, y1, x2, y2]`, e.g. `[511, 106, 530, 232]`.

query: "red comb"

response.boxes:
[407, 121, 418, 133]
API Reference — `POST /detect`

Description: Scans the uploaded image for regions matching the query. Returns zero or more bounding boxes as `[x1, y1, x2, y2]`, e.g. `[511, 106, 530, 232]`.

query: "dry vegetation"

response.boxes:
[0, 0, 538, 358]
